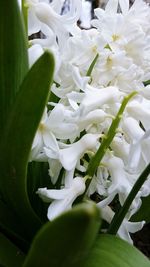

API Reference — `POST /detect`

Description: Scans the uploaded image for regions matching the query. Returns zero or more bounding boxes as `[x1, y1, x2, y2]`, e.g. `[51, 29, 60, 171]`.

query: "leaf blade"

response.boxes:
[80, 234, 150, 267]
[0, 0, 28, 138]
[23, 201, 101, 267]
[0, 233, 25, 267]
[0, 52, 54, 240]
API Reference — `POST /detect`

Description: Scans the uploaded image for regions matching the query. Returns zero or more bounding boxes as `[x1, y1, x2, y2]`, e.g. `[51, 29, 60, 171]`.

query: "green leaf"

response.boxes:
[23, 201, 101, 267]
[86, 53, 99, 77]
[0, 233, 25, 267]
[0, 0, 28, 139]
[80, 234, 150, 267]
[131, 195, 150, 223]
[0, 199, 29, 252]
[0, 52, 54, 241]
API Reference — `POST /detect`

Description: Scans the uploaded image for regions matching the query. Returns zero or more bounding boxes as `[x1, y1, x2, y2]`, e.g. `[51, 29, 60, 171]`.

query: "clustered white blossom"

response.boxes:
[26, 0, 150, 243]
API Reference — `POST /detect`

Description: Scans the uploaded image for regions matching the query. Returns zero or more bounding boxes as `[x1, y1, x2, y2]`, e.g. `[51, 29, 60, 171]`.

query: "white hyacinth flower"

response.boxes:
[45, 133, 100, 171]
[37, 177, 86, 220]
[80, 85, 121, 115]
[27, 0, 81, 44]
[100, 205, 145, 244]
[97, 156, 141, 215]
[28, 0, 150, 240]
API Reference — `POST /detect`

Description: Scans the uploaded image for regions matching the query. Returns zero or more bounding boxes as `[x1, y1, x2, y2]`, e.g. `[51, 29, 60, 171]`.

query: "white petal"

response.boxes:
[47, 198, 72, 220]
[99, 205, 114, 224]
[127, 102, 150, 130]
[59, 134, 99, 171]
[47, 177, 85, 220]
[48, 159, 62, 184]
[119, 0, 129, 14]
[28, 9, 41, 36]
[78, 109, 107, 131]
[127, 142, 142, 173]
[126, 220, 145, 233]
[97, 193, 116, 208]
[53, 123, 78, 140]
[47, 104, 65, 126]
[37, 187, 68, 201]
[43, 130, 58, 150]
[118, 222, 133, 244]
[80, 86, 121, 115]
[105, 0, 119, 14]
[71, 65, 89, 91]
[28, 44, 44, 67]
[122, 117, 144, 141]
[44, 146, 59, 160]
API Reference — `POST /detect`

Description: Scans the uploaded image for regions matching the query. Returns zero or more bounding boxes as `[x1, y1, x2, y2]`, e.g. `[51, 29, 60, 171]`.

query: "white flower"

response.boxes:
[31, 104, 79, 160]
[46, 104, 78, 140]
[111, 135, 130, 163]
[28, 0, 150, 240]
[127, 129, 150, 174]
[30, 108, 55, 161]
[28, 44, 44, 67]
[80, 0, 92, 29]
[96, 156, 141, 215]
[78, 109, 107, 133]
[80, 85, 121, 115]
[37, 177, 86, 220]
[100, 205, 145, 244]
[45, 133, 100, 171]
[92, 0, 150, 67]
[140, 85, 150, 100]
[122, 117, 144, 143]
[27, 0, 81, 44]
[127, 100, 150, 130]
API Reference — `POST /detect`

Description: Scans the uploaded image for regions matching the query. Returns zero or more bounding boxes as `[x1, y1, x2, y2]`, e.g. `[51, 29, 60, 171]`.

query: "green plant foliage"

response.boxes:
[0, 52, 54, 241]
[143, 80, 150, 86]
[27, 161, 53, 222]
[131, 195, 150, 223]
[0, 199, 29, 252]
[0, 0, 28, 139]
[79, 234, 150, 267]
[0, 233, 25, 267]
[23, 201, 101, 267]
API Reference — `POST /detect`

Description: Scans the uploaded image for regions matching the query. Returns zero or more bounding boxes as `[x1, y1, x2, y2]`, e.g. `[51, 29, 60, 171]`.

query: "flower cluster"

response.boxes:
[26, 0, 150, 243]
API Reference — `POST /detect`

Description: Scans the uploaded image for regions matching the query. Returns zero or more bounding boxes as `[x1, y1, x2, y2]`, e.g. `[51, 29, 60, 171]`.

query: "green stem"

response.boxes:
[107, 163, 150, 235]
[143, 80, 150, 86]
[86, 91, 137, 178]
[22, 0, 28, 37]
[86, 53, 99, 77]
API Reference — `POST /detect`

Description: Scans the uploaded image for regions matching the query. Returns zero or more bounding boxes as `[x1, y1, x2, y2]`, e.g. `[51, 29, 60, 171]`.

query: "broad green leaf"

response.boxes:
[80, 234, 150, 267]
[0, 199, 29, 252]
[23, 201, 101, 267]
[0, 0, 28, 139]
[131, 195, 150, 223]
[0, 52, 54, 241]
[0, 233, 25, 267]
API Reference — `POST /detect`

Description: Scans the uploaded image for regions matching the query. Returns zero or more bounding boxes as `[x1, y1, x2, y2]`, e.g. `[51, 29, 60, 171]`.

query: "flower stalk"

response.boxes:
[86, 91, 137, 178]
